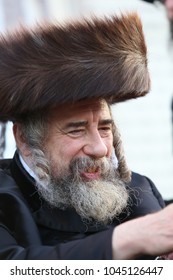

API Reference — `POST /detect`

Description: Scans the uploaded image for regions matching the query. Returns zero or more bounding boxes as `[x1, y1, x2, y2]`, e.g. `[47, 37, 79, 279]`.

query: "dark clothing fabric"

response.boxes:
[0, 152, 165, 260]
[141, 0, 164, 3]
[142, 0, 155, 3]
[165, 199, 173, 205]
[142, 0, 165, 4]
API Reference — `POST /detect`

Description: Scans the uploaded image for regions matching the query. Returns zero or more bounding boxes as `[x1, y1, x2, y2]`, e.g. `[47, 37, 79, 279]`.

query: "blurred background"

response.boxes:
[0, 0, 173, 200]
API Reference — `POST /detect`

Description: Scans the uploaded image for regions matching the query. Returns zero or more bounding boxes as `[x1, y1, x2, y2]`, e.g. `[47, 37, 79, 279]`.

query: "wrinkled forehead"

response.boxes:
[49, 98, 111, 120]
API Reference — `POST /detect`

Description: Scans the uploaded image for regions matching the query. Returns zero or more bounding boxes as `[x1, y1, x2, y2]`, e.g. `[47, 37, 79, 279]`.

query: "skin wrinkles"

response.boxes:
[13, 98, 129, 223]
[44, 99, 114, 177]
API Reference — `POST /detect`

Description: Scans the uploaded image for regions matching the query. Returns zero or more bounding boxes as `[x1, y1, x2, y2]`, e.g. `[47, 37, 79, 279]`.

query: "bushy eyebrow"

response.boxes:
[63, 119, 113, 130]
[99, 119, 113, 126]
[63, 121, 88, 130]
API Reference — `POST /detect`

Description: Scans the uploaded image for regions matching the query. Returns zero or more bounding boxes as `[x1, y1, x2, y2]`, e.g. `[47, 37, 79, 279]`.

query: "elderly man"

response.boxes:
[0, 12, 173, 260]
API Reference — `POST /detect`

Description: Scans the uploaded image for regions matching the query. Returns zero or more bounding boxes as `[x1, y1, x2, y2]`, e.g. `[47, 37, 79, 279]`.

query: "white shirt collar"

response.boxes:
[19, 154, 38, 181]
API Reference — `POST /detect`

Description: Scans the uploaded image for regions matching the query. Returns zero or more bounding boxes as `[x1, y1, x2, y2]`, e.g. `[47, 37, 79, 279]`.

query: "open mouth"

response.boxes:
[86, 166, 99, 173]
[81, 166, 101, 181]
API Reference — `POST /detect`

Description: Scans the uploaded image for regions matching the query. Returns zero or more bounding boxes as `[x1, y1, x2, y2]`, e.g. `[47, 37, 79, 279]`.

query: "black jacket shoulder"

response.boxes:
[0, 158, 165, 259]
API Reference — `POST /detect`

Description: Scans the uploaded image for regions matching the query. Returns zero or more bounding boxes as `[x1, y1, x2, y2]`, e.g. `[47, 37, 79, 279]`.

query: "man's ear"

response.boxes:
[13, 123, 31, 157]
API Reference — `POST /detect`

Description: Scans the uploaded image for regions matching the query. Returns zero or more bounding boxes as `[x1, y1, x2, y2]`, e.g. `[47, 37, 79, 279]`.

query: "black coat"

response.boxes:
[0, 152, 164, 260]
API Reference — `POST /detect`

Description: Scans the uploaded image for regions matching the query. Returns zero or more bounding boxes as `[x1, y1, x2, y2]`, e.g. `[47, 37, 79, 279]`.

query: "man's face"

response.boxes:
[29, 99, 129, 223]
[44, 99, 113, 178]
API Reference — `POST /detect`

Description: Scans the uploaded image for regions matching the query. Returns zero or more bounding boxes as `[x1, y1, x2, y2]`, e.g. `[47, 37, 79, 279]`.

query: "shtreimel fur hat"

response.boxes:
[0, 12, 150, 121]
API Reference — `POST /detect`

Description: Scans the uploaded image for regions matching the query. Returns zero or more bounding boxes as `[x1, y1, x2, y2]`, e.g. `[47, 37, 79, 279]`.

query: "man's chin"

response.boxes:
[34, 155, 129, 223]
[69, 180, 129, 224]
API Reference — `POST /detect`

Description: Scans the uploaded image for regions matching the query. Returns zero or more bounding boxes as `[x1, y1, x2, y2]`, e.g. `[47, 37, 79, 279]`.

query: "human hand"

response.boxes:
[112, 204, 173, 259]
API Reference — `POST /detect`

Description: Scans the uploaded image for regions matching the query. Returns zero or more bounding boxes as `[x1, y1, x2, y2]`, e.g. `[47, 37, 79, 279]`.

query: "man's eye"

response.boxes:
[99, 127, 112, 136]
[68, 129, 85, 137]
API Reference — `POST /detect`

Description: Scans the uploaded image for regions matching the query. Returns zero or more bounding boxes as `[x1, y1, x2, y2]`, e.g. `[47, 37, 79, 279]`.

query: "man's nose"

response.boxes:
[83, 131, 108, 158]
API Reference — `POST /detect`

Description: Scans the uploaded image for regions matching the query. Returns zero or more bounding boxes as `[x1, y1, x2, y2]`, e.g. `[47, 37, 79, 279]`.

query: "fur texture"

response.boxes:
[0, 13, 150, 121]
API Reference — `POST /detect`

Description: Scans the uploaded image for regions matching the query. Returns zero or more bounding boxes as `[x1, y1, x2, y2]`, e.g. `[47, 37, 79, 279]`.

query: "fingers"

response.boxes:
[112, 204, 173, 259]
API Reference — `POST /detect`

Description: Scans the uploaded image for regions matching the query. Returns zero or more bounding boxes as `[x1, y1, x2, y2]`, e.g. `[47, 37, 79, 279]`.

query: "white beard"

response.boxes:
[33, 156, 129, 224]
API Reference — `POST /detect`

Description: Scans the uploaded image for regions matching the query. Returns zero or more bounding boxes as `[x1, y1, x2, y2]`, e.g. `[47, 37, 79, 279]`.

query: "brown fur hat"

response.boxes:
[0, 12, 150, 121]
